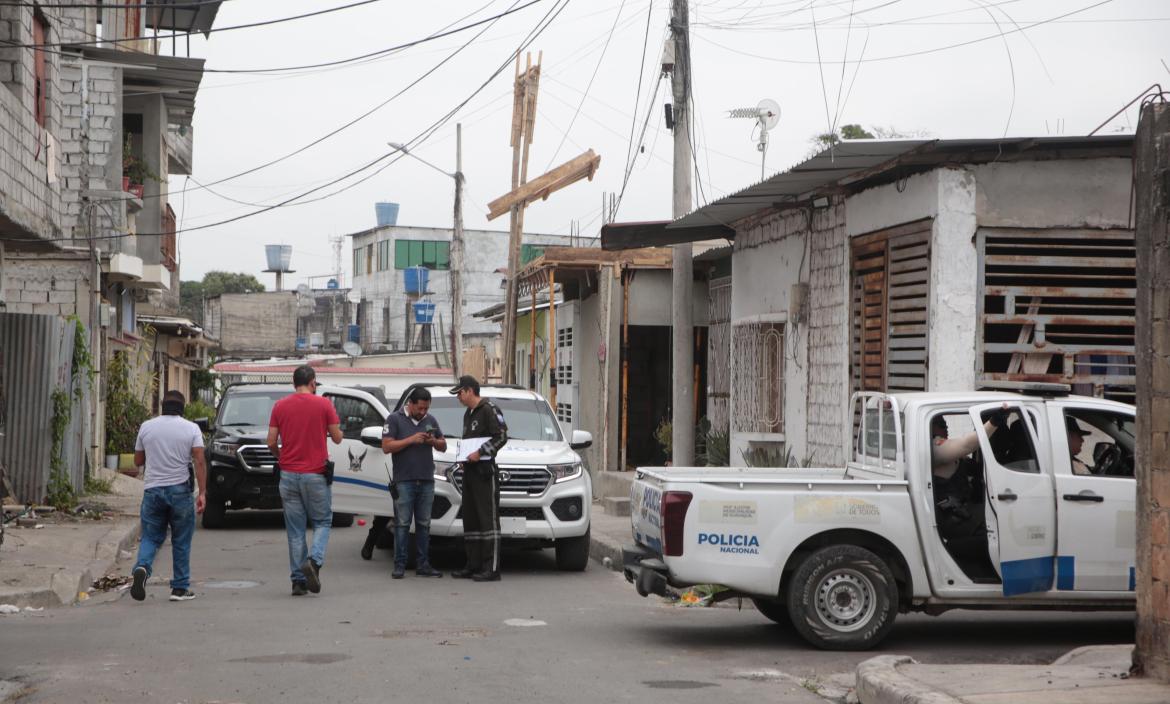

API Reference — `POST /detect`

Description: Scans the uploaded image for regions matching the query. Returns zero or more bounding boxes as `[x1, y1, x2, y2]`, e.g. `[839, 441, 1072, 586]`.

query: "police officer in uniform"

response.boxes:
[448, 375, 508, 582]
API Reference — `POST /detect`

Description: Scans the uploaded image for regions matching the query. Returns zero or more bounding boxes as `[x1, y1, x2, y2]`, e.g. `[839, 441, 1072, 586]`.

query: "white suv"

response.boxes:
[357, 384, 594, 571]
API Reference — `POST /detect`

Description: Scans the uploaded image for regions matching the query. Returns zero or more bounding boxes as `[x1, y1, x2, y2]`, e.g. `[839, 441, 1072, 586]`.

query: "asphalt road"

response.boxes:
[0, 511, 1135, 704]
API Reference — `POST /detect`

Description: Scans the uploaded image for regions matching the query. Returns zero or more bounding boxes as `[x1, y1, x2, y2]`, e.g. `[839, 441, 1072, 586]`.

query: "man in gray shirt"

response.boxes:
[129, 390, 207, 602]
[381, 387, 446, 579]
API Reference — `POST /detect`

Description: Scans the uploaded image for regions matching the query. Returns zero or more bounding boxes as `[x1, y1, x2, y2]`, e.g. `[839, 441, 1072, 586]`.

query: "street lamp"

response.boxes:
[388, 127, 465, 378]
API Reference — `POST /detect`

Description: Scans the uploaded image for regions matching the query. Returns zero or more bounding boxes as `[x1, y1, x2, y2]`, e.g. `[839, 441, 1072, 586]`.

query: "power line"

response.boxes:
[4, 0, 387, 50]
[543, 0, 627, 170]
[695, 0, 1114, 65]
[11, 0, 576, 244]
[0, 0, 223, 7]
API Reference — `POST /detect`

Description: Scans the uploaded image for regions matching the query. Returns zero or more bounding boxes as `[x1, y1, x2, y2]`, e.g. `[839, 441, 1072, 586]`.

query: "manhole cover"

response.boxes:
[229, 653, 350, 665]
[642, 681, 718, 690]
[203, 580, 262, 589]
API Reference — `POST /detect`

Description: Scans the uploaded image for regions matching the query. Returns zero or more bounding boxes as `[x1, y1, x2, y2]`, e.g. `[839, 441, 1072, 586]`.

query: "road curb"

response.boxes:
[0, 518, 139, 609]
[854, 655, 965, 704]
[589, 528, 623, 571]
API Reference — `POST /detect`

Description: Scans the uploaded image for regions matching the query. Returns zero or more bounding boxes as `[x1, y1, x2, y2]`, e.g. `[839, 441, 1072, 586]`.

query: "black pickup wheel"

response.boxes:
[786, 544, 898, 650]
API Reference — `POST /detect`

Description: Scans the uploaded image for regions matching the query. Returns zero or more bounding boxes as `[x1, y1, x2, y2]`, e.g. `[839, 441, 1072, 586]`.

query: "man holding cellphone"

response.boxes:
[380, 387, 446, 579]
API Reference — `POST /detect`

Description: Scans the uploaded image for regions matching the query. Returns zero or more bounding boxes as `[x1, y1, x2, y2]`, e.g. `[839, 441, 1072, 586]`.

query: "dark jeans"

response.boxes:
[394, 479, 435, 569]
[134, 483, 195, 590]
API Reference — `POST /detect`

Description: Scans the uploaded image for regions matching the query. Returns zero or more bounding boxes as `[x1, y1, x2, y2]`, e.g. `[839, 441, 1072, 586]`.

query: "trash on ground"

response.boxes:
[0, 604, 20, 615]
[675, 584, 728, 607]
[91, 574, 131, 592]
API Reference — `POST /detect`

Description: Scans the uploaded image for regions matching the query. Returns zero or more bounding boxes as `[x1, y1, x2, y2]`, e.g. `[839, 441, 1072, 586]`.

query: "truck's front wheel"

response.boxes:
[554, 528, 590, 571]
[786, 545, 898, 651]
[201, 498, 227, 529]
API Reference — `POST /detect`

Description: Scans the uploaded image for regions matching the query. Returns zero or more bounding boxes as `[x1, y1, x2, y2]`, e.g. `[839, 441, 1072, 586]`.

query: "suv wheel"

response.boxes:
[332, 512, 355, 528]
[554, 528, 590, 571]
[202, 498, 227, 529]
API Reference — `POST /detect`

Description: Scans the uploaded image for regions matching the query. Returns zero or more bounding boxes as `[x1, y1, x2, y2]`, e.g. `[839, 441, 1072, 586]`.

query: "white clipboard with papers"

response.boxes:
[455, 437, 490, 462]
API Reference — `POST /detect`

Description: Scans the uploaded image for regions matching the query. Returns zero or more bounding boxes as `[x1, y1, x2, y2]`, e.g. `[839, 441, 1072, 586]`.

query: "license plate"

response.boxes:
[500, 516, 526, 536]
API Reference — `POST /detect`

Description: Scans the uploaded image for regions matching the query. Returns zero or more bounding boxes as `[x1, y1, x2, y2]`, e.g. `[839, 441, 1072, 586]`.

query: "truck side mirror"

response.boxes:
[360, 426, 383, 449]
[570, 429, 593, 450]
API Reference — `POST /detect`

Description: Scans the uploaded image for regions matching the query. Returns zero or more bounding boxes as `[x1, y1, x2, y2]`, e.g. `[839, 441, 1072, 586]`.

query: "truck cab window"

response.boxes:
[1063, 410, 1135, 478]
[327, 395, 382, 440]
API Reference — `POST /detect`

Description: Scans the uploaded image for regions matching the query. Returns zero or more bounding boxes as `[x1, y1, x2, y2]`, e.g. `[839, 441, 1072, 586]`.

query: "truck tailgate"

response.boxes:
[629, 474, 664, 555]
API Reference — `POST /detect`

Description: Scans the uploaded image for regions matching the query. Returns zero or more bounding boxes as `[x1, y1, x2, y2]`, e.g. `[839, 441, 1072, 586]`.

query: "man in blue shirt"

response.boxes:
[381, 387, 447, 579]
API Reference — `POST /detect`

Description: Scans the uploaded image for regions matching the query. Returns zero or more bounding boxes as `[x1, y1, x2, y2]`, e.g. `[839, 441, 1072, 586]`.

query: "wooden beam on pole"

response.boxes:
[486, 150, 601, 221]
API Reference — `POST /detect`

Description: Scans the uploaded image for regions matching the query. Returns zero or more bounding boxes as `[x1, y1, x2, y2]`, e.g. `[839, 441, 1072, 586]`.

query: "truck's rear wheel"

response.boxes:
[554, 529, 590, 571]
[750, 597, 791, 627]
[786, 544, 898, 651]
[331, 512, 355, 528]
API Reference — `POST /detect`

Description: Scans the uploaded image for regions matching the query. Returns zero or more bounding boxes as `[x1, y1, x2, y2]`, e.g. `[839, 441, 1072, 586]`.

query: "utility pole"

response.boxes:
[452, 123, 464, 378]
[670, 0, 695, 466]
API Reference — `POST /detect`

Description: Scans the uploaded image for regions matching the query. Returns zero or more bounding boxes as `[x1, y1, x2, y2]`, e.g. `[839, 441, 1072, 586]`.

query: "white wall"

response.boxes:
[930, 167, 979, 390]
[626, 269, 708, 326]
[973, 158, 1132, 229]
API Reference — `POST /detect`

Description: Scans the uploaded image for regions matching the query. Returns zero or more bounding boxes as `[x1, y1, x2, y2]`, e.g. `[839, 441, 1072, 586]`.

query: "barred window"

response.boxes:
[732, 322, 784, 434]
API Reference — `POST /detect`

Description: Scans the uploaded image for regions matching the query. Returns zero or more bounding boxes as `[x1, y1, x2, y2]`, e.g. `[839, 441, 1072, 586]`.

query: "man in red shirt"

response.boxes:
[267, 365, 343, 596]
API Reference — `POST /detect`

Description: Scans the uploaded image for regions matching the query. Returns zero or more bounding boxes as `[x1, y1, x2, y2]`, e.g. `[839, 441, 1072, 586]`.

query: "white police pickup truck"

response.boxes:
[623, 389, 1137, 650]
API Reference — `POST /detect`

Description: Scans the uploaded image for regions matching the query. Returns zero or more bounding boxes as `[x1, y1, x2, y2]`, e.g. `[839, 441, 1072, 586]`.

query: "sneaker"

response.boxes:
[301, 559, 321, 593]
[169, 588, 196, 602]
[471, 571, 501, 582]
[391, 566, 406, 579]
[416, 565, 443, 578]
[450, 567, 477, 579]
[291, 581, 308, 597]
[130, 566, 148, 601]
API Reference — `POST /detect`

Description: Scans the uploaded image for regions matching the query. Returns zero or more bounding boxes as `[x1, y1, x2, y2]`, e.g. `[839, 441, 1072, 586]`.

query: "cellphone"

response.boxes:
[426, 428, 437, 437]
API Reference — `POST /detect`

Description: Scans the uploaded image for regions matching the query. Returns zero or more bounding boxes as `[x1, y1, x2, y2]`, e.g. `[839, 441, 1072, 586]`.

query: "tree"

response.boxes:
[180, 271, 265, 324]
[813, 123, 876, 150]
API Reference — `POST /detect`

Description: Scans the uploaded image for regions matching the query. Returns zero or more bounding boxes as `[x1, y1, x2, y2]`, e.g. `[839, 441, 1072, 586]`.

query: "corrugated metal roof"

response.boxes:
[146, 0, 222, 37]
[65, 46, 206, 125]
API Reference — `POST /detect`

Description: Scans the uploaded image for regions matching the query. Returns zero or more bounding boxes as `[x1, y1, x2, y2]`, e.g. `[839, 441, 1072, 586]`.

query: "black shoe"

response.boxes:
[361, 532, 377, 561]
[169, 588, 196, 602]
[450, 568, 477, 579]
[291, 581, 308, 596]
[301, 559, 321, 593]
[471, 571, 501, 582]
[391, 566, 405, 579]
[416, 565, 443, 578]
[130, 566, 147, 601]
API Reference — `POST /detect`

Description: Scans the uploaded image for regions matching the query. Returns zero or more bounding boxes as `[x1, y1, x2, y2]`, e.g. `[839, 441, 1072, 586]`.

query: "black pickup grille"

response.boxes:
[238, 445, 276, 472]
[452, 466, 552, 495]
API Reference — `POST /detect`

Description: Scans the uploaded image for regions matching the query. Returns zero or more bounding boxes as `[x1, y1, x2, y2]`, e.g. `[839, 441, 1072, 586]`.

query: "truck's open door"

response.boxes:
[968, 403, 1056, 596]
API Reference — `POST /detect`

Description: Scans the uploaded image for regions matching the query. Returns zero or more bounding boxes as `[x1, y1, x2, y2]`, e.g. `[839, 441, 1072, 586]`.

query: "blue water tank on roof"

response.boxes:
[347, 325, 361, 343]
[375, 202, 399, 227]
[413, 302, 436, 324]
[404, 266, 429, 295]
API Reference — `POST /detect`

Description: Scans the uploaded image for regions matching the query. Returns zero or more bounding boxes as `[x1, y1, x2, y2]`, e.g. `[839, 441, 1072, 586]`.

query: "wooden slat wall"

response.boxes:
[851, 219, 933, 394]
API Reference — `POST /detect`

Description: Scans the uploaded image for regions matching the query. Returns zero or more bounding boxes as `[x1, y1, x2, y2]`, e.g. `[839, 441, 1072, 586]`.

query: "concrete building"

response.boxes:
[204, 292, 298, 358]
[0, 3, 220, 496]
[603, 136, 1136, 467]
[347, 223, 577, 353]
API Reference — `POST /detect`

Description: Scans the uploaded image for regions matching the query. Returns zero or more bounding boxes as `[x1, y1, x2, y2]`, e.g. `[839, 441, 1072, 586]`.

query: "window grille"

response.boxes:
[556, 326, 573, 385]
[732, 322, 784, 434]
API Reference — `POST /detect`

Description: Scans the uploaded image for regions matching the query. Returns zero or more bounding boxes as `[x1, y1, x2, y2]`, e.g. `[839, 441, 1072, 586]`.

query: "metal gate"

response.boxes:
[554, 301, 580, 434]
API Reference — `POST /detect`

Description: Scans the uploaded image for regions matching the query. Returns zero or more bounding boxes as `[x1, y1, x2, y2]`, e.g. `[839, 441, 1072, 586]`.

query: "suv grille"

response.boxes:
[238, 445, 277, 473]
[452, 466, 552, 495]
[456, 506, 546, 521]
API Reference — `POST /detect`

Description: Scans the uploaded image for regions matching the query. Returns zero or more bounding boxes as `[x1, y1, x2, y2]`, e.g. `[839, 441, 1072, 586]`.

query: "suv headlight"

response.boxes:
[211, 440, 241, 457]
[434, 461, 455, 482]
[549, 463, 582, 483]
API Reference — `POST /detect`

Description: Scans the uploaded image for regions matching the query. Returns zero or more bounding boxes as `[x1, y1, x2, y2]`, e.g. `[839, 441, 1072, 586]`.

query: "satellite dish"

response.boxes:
[758, 98, 781, 131]
[346, 289, 362, 304]
[295, 283, 311, 296]
[343, 341, 363, 357]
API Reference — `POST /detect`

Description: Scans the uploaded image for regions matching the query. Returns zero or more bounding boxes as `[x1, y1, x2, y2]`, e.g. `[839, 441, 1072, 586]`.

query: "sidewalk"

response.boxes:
[588, 506, 630, 571]
[0, 471, 143, 609]
[856, 644, 1170, 704]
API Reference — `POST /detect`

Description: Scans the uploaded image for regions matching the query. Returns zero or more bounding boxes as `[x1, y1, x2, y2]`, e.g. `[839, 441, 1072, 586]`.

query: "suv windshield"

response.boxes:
[218, 391, 287, 427]
[425, 396, 562, 442]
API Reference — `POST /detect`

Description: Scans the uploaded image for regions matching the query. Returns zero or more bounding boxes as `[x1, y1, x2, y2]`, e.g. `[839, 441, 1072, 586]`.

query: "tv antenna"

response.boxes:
[728, 98, 780, 181]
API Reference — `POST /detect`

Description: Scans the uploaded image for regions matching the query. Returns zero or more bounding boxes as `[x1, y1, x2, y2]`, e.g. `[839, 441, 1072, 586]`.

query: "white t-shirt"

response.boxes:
[135, 415, 204, 490]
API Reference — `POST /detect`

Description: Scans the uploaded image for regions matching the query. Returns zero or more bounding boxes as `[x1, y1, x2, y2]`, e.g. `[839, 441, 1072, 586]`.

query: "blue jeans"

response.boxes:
[279, 472, 332, 584]
[134, 483, 195, 590]
[394, 480, 435, 569]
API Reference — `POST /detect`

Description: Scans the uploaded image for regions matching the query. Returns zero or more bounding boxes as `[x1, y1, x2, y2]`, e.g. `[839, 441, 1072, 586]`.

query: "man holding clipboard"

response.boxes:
[448, 376, 508, 582]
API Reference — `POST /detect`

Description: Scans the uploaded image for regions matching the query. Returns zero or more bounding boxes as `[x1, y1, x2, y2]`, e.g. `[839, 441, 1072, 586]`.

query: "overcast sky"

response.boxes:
[172, 0, 1168, 289]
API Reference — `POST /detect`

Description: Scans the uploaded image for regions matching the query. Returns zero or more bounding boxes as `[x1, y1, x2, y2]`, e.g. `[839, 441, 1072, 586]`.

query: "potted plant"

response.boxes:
[104, 352, 151, 476]
[122, 133, 161, 199]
